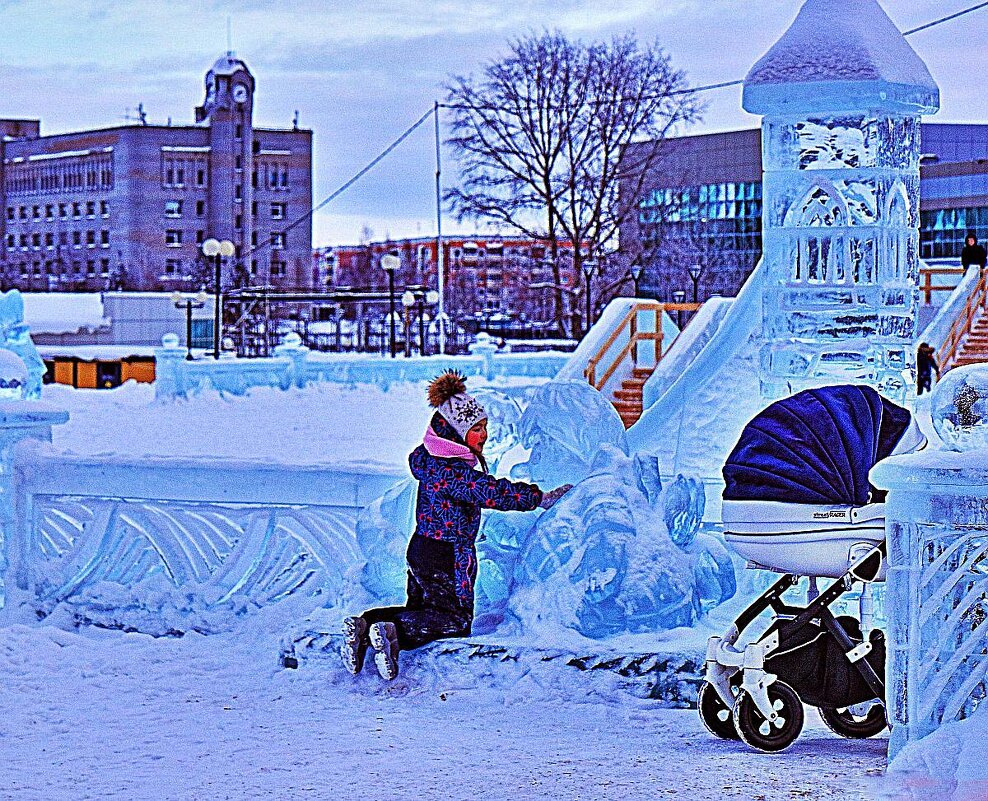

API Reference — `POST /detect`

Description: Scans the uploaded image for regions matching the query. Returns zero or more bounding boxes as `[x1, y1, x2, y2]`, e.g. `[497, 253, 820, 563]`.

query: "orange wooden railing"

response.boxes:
[938, 267, 988, 372]
[584, 301, 702, 390]
[919, 266, 967, 305]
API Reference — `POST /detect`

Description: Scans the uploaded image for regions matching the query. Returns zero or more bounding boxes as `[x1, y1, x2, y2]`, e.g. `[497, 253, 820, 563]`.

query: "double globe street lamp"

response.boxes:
[172, 290, 209, 361]
[401, 288, 441, 357]
[202, 238, 235, 360]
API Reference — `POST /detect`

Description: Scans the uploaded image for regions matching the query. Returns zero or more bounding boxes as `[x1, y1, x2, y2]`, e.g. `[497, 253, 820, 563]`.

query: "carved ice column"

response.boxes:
[872, 365, 988, 757]
[0, 404, 69, 610]
[742, 0, 940, 399]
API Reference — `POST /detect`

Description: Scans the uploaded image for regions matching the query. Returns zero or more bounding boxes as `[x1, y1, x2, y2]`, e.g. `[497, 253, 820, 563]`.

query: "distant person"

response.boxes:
[916, 342, 940, 396]
[961, 232, 987, 270]
[340, 371, 570, 680]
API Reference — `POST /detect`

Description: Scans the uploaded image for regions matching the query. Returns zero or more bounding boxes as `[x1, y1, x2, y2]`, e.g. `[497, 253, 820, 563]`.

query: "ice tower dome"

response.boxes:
[744, 0, 939, 115]
[743, 0, 940, 399]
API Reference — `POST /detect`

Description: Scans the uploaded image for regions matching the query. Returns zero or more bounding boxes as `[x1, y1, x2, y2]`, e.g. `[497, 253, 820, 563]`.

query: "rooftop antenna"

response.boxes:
[293, 110, 299, 130]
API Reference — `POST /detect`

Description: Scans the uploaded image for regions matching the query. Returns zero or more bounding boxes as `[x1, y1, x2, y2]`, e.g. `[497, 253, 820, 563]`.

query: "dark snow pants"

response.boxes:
[360, 534, 473, 651]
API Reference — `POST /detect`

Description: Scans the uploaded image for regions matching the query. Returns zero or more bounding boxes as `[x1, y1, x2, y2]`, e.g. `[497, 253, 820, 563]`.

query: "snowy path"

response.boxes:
[0, 619, 908, 801]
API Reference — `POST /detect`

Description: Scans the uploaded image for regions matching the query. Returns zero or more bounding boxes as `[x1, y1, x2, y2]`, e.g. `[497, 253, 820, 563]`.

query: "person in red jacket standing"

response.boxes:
[342, 371, 570, 680]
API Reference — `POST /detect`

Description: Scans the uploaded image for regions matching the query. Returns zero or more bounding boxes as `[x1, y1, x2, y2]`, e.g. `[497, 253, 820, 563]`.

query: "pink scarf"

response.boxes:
[423, 425, 477, 466]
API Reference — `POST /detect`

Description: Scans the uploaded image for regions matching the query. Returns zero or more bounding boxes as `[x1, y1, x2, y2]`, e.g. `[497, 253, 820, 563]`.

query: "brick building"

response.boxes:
[321, 236, 577, 325]
[0, 54, 313, 292]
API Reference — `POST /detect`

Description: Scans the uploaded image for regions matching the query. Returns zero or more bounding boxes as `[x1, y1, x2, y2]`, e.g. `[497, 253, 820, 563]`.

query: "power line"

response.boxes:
[270, 0, 987, 258]
[237, 106, 435, 268]
[904, 0, 988, 35]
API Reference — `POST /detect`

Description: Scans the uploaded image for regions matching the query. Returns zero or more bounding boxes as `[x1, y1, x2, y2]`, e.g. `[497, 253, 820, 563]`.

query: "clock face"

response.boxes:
[232, 84, 248, 104]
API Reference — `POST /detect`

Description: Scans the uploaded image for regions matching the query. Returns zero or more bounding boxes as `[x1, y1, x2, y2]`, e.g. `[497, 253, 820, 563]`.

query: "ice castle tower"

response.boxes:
[743, 0, 940, 399]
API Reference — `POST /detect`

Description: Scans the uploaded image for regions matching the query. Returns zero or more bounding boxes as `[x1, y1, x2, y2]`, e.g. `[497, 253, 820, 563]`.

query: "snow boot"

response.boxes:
[368, 621, 400, 680]
[341, 616, 369, 675]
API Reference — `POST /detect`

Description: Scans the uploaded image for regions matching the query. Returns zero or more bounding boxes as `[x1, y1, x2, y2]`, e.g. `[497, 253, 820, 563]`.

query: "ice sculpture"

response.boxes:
[931, 365, 988, 451]
[512, 446, 735, 638]
[743, 0, 940, 399]
[0, 290, 46, 399]
[510, 380, 628, 488]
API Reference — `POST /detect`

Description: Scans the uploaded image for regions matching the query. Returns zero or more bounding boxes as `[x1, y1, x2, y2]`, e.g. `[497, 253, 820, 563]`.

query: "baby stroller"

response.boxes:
[698, 385, 923, 752]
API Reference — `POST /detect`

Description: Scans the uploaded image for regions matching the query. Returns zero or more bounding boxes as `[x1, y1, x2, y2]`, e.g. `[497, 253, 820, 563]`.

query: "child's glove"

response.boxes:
[538, 484, 573, 510]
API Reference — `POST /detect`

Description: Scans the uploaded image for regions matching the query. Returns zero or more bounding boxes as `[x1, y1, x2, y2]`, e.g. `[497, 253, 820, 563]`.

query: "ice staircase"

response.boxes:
[936, 267, 988, 371]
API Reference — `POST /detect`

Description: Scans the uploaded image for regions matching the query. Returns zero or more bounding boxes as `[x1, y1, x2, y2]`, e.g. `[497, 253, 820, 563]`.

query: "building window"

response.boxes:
[101, 258, 110, 276]
[32, 233, 41, 249]
[165, 258, 182, 275]
[59, 231, 68, 246]
[251, 231, 258, 246]
[176, 167, 185, 187]
[235, 214, 242, 230]
[235, 123, 243, 140]
[32, 205, 41, 220]
[280, 169, 289, 188]
[165, 200, 183, 217]
[196, 169, 206, 187]
[5, 208, 12, 222]
[101, 200, 109, 216]
[101, 230, 110, 246]
[196, 200, 205, 216]
[72, 202, 81, 219]
[165, 230, 183, 247]
[45, 233, 54, 248]
[59, 203, 68, 220]
[19, 207, 27, 220]
[271, 259, 286, 276]
[271, 202, 286, 220]
[5, 235, 13, 248]
[196, 230, 205, 245]
[86, 230, 96, 247]
[270, 232, 285, 249]
[251, 170, 258, 189]
[235, 155, 242, 170]
[251, 201, 258, 216]
[45, 204, 54, 220]
[86, 201, 96, 217]
[235, 184, 242, 201]
[72, 231, 82, 247]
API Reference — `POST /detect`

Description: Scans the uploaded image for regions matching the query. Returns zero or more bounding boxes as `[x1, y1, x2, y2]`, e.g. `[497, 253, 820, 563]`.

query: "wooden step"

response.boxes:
[631, 368, 653, 379]
[621, 377, 648, 388]
[613, 388, 642, 402]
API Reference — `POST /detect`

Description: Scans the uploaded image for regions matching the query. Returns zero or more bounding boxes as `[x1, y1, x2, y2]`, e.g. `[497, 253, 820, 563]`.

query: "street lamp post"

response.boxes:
[672, 289, 686, 330]
[401, 289, 416, 358]
[172, 290, 208, 361]
[202, 238, 235, 360]
[686, 263, 704, 304]
[423, 289, 439, 356]
[582, 259, 597, 333]
[629, 263, 644, 298]
[381, 253, 400, 358]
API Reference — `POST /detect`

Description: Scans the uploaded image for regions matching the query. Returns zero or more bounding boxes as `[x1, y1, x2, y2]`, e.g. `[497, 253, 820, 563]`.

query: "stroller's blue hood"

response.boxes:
[722, 385, 912, 506]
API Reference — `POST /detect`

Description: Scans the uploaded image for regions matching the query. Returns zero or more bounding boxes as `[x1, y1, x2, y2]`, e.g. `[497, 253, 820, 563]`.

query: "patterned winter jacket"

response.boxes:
[408, 417, 542, 603]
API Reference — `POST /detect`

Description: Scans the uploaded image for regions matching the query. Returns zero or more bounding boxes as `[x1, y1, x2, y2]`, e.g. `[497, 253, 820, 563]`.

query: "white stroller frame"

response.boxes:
[700, 502, 890, 752]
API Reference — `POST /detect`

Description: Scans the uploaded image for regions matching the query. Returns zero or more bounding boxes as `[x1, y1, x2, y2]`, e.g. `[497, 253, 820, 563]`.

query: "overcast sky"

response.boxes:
[0, 0, 985, 246]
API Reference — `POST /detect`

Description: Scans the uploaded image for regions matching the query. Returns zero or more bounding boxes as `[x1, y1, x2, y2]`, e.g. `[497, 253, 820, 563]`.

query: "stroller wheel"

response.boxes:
[732, 681, 804, 753]
[698, 682, 740, 740]
[820, 702, 887, 738]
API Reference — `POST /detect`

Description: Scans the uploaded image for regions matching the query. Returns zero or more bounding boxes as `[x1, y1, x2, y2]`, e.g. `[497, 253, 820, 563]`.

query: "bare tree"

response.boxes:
[445, 31, 700, 335]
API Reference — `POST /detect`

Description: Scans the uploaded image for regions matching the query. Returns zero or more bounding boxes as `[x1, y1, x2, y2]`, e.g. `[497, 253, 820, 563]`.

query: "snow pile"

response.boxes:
[21, 292, 108, 335]
[744, 0, 937, 90]
[886, 704, 988, 800]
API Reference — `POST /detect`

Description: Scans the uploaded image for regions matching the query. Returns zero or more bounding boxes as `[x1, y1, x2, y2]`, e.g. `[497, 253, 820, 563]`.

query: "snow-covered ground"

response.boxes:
[1, 611, 894, 801]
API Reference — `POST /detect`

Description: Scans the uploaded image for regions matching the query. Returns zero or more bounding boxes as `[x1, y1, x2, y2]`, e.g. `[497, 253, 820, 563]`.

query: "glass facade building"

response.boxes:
[621, 124, 988, 301]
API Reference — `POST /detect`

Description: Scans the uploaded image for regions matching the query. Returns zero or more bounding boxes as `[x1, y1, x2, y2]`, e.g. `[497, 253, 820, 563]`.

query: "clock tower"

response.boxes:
[196, 52, 256, 287]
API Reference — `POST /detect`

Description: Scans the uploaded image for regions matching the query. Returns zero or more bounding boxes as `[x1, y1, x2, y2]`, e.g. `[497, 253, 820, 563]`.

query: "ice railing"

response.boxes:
[153, 331, 568, 400]
[874, 445, 988, 758]
[4, 440, 405, 634]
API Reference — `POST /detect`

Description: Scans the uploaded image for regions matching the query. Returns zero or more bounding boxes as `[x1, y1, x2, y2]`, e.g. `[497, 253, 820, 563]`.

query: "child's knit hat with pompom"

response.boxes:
[428, 370, 487, 441]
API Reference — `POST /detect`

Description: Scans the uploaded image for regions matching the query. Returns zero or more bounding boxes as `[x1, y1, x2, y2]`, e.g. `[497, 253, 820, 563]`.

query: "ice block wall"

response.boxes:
[742, 0, 940, 399]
